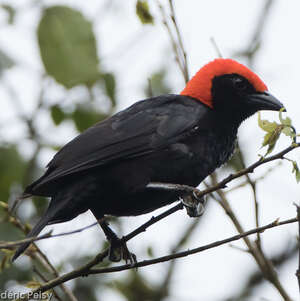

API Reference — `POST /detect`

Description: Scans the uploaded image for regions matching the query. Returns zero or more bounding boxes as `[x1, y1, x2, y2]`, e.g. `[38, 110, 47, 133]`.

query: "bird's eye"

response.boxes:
[233, 78, 247, 90]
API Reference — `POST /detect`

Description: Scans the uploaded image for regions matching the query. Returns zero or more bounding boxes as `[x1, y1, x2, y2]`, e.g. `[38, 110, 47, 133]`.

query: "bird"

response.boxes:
[12, 58, 284, 262]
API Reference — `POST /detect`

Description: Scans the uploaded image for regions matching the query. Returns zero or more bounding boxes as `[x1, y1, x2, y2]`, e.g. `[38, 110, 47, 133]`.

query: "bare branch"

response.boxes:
[235, 142, 262, 250]
[156, 0, 189, 83]
[226, 242, 299, 301]
[33, 266, 63, 301]
[234, 0, 274, 66]
[210, 37, 223, 58]
[168, 0, 189, 81]
[89, 217, 297, 274]
[2, 210, 79, 301]
[296, 203, 300, 293]
[195, 143, 299, 199]
[0, 222, 98, 250]
[226, 161, 282, 192]
[213, 176, 293, 301]
[149, 143, 300, 201]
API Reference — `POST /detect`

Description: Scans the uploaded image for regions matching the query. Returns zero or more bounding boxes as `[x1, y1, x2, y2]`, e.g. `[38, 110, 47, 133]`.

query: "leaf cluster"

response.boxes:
[258, 110, 300, 182]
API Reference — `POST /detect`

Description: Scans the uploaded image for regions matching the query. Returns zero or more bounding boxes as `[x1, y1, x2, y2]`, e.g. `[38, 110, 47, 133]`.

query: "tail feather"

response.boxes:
[12, 216, 50, 262]
[12, 185, 86, 261]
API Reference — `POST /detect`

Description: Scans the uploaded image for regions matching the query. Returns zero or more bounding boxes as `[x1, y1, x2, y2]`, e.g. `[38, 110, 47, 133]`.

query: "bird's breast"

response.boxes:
[153, 128, 237, 186]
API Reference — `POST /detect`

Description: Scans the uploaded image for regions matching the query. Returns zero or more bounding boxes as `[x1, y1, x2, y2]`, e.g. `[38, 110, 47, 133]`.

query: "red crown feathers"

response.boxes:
[181, 58, 267, 108]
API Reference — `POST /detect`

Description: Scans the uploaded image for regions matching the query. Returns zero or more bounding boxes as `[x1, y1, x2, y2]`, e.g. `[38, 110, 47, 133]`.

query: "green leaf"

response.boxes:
[146, 246, 154, 257]
[257, 112, 278, 133]
[278, 110, 296, 140]
[26, 280, 42, 289]
[0, 201, 8, 210]
[0, 146, 27, 202]
[38, 6, 100, 89]
[145, 69, 171, 97]
[226, 146, 245, 171]
[50, 105, 65, 125]
[136, 0, 154, 24]
[257, 113, 287, 155]
[103, 72, 116, 107]
[1, 4, 15, 24]
[279, 109, 291, 126]
[72, 106, 108, 132]
[291, 160, 300, 183]
[0, 48, 14, 76]
[113, 270, 156, 301]
[282, 126, 295, 138]
[262, 125, 284, 155]
[0, 249, 14, 271]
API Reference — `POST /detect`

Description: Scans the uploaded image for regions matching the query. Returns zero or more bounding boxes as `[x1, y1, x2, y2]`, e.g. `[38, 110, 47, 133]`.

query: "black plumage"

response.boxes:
[12, 64, 284, 261]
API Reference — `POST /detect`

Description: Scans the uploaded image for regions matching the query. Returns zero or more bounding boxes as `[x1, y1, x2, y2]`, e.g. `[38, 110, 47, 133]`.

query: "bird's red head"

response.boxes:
[180, 58, 268, 108]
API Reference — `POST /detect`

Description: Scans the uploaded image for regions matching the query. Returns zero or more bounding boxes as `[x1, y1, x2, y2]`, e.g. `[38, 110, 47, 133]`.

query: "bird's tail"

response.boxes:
[12, 185, 87, 262]
[12, 213, 52, 262]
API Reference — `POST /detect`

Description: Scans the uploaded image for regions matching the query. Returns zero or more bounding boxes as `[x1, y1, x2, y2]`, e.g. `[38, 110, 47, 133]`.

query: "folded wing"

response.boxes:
[27, 95, 208, 195]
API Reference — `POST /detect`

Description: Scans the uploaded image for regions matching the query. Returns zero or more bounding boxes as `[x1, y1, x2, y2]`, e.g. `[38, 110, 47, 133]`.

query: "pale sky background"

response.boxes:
[0, 0, 299, 300]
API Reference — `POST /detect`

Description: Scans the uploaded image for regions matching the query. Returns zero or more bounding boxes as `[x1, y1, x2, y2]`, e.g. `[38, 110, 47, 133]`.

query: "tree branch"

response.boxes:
[33, 266, 63, 301]
[212, 175, 293, 301]
[156, 0, 189, 83]
[149, 142, 300, 201]
[234, 0, 274, 66]
[168, 0, 189, 82]
[196, 143, 300, 199]
[296, 203, 300, 293]
[89, 217, 298, 274]
[18, 216, 297, 300]
[0, 221, 98, 250]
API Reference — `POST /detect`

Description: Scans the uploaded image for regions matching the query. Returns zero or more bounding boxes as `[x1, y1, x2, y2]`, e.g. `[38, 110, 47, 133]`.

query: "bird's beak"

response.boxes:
[248, 91, 286, 112]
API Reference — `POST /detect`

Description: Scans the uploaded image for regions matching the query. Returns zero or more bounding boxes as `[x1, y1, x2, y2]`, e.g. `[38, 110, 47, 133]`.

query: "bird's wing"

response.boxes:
[29, 95, 208, 191]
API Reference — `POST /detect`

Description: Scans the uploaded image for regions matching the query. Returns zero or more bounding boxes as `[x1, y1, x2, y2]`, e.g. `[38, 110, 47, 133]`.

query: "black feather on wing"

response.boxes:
[27, 95, 209, 194]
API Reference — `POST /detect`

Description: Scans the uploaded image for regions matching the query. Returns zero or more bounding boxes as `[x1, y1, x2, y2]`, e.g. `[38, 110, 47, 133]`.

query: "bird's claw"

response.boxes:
[182, 189, 207, 217]
[108, 237, 137, 267]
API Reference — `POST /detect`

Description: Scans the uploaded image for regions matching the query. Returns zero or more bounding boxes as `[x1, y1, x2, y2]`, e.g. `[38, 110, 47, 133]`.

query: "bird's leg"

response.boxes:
[146, 182, 207, 217]
[98, 219, 137, 265]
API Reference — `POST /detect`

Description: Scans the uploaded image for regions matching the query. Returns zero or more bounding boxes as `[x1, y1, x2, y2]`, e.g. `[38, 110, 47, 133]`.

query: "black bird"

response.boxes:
[12, 58, 284, 261]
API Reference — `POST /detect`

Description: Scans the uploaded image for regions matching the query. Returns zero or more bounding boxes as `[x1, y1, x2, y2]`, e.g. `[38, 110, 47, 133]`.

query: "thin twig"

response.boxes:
[17, 203, 184, 300]
[159, 218, 201, 296]
[236, 142, 262, 250]
[89, 217, 297, 274]
[296, 203, 300, 293]
[150, 143, 300, 201]
[33, 266, 62, 301]
[210, 37, 223, 58]
[122, 203, 183, 242]
[226, 162, 282, 192]
[226, 242, 299, 301]
[168, 0, 189, 82]
[248, 175, 261, 249]
[195, 143, 300, 199]
[31, 247, 79, 301]
[234, 0, 274, 67]
[5, 211, 79, 301]
[156, 0, 188, 83]
[211, 174, 293, 301]
[0, 222, 98, 250]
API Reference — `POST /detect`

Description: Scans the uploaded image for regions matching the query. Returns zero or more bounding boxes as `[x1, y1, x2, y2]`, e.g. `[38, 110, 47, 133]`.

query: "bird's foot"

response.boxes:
[182, 189, 207, 217]
[108, 237, 137, 266]
[146, 182, 207, 217]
